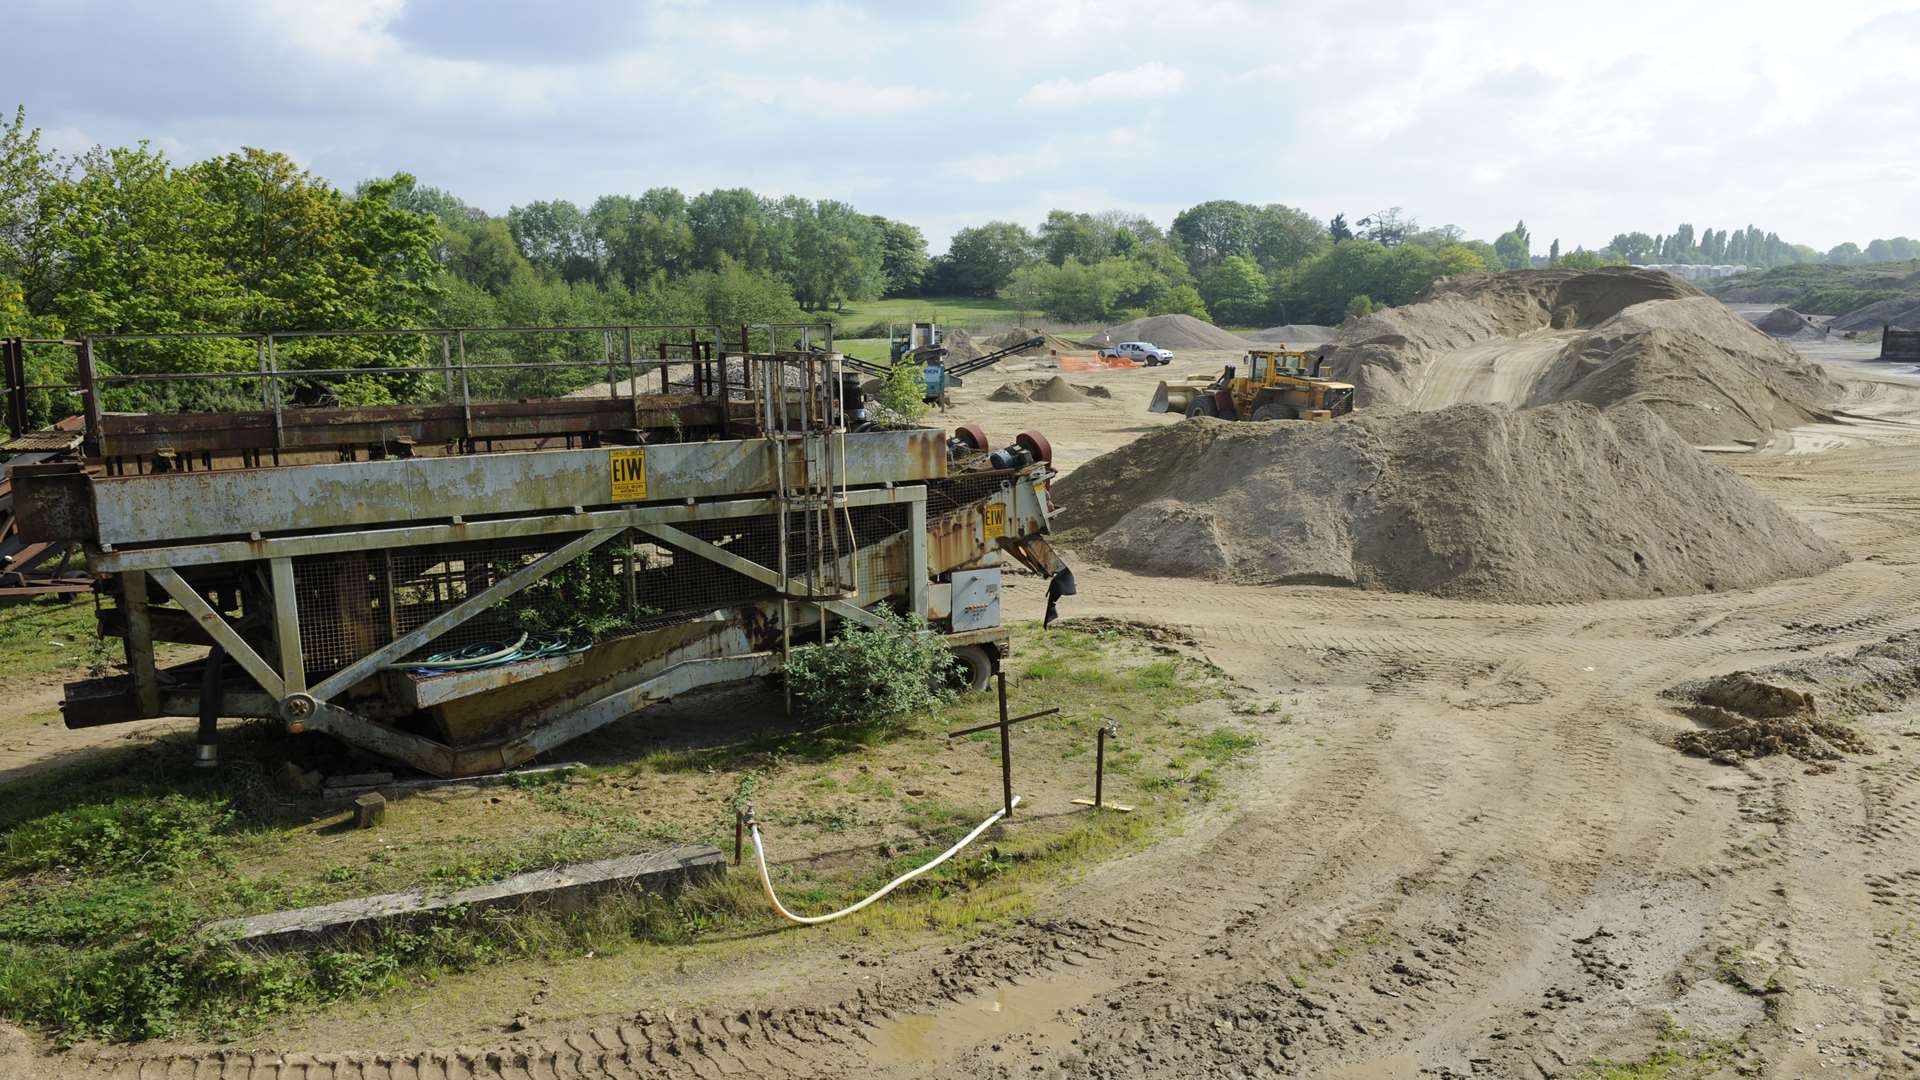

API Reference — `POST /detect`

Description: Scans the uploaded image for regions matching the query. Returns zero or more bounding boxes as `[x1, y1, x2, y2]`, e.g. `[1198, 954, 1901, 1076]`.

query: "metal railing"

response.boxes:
[3, 322, 836, 453]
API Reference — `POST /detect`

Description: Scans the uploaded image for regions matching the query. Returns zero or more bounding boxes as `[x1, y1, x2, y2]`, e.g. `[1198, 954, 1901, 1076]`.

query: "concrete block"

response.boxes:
[204, 845, 726, 950]
[353, 792, 386, 829]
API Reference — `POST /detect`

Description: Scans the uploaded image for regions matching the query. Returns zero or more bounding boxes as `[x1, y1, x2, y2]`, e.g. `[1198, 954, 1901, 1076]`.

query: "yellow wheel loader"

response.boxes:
[1148, 348, 1356, 422]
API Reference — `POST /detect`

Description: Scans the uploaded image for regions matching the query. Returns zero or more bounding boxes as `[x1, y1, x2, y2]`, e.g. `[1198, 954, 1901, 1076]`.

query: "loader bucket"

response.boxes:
[1149, 381, 1192, 415]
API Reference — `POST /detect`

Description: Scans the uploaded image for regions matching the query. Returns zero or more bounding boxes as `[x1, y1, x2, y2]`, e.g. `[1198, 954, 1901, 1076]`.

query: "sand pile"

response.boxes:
[989, 376, 1111, 403]
[1251, 323, 1335, 344]
[1319, 268, 1837, 445]
[1089, 314, 1249, 351]
[982, 328, 1084, 356]
[1751, 306, 1827, 339]
[1828, 298, 1920, 333]
[1052, 402, 1844, 602]
[937, 327, 984, 364]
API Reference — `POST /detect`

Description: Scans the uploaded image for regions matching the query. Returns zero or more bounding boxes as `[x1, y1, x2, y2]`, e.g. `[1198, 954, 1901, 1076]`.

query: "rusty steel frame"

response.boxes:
[1, 322, 835, 457]
[6, 328, 1082, 779]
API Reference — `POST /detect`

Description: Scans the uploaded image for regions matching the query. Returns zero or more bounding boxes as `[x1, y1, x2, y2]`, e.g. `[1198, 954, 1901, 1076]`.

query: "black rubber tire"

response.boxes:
[949, 645, 994, 693]
[1252, 403, 1298, 421]
[1186, 396, 1218, 419]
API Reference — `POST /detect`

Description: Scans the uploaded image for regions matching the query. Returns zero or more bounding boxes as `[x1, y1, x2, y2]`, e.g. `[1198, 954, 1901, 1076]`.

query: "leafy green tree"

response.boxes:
[1556, 248, 1622, 270]
[1329, 213, 1353, 243]
[508, 200, 598, 282]
[591, 189, 695, 286]
[1433, 243, 1490, 276]
[1492, 220, 1531, 270]
[940, 221, 1035, 296]
[1002, 258, 1129, 323]
[1198, 255, 1269, 326]
[1548, 238, 1560, 265]
[1609, 232, 1655, 264]
[871, 216, 929, 297]
[1356, 207, 1415, 247]
[1248, 204, 1328, 274]
[1150, 283, 1209, 320]
[687, 188, 770, 271]
[0, 106, 60, 312]
[1345, 294, 1374, 319]
[1170, 199, 1255, 268]
[1038, 210, 1105, 265]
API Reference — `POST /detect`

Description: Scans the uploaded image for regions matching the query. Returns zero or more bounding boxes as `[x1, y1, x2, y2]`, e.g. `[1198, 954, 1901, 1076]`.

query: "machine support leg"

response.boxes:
[121, 570, 161, 717]
[907, 493, 929, 620]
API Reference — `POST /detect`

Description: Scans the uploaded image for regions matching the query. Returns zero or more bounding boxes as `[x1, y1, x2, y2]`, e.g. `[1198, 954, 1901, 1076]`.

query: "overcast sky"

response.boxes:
[9, 0, 1919, 255]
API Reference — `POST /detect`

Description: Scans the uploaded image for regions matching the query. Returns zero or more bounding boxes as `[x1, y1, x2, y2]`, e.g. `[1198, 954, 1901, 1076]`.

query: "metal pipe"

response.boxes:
[999, 670, 1013, 817]
[196, 644, 226, 769]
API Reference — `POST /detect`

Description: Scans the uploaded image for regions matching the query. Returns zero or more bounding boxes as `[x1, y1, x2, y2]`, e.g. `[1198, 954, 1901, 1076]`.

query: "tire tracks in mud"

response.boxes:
[49, 429, 1920, 1079]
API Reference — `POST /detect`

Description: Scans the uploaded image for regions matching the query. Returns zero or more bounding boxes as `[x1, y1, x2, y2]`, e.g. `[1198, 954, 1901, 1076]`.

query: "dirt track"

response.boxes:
[28, 343, 1920, 1078]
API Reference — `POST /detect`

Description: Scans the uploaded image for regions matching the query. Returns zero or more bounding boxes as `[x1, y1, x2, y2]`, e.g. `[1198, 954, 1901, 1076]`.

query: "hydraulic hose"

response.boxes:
[748, 796, 1020, 926]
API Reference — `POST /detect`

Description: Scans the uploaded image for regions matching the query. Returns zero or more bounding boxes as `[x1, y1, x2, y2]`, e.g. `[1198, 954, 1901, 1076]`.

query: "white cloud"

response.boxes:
[7, 0, 1920, 255]
[1020, 63, 1185, 107]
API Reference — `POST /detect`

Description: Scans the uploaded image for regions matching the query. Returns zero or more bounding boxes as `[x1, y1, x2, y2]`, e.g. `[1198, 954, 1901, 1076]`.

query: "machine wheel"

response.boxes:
[1186, 396, 1218, 419]
[1015, 430, 1053, 465]
[948, 645, 995, 693]
[1251, 402, 1298, 421]
[952, 422, 989, 453]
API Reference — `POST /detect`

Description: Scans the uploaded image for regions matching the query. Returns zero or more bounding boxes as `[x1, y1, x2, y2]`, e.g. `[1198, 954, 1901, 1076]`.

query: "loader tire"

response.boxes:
[1187, 396, 1218, 419]
[948, 645, 995, 693]
[1252, 403, 1298, 421]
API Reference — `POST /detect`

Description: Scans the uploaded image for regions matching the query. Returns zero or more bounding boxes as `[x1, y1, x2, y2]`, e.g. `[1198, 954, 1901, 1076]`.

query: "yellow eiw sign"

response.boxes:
[610, 448, 648, 500]
[983, 503, 1006, 540]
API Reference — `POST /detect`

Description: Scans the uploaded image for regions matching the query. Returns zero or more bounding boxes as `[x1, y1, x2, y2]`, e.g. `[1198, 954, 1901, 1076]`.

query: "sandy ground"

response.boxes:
[25, 340, 1920, 1077]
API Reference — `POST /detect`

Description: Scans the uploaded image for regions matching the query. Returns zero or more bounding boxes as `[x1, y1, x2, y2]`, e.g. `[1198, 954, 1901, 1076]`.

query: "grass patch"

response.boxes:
[1580, 1017, 1742, 1079]
[0, 594, 109, 684]
[0, 621, 1237, 1043]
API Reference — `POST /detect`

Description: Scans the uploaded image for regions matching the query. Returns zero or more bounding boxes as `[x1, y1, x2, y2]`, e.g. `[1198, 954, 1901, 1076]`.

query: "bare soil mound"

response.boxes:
[1828, 298, 1920, 333]
[1660, 634, 1920, 761]
[1089, 314, 1249, 351]
[1251, 323, 1335, 344]
[1320, 268, 1837, 445]
[1052, 402, 1844, 602]
[988, 376, 1111, 403]
[1751, 306, 1827, 339]
[982, 328, 1085, 356]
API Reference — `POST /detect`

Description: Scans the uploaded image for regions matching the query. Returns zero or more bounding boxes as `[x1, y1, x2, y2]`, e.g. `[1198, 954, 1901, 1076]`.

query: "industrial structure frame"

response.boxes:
[8, 323, 1069, 777]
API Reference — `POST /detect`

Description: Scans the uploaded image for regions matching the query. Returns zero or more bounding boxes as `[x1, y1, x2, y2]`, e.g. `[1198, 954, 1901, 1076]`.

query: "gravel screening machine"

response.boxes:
[4, 324, 1073, 777]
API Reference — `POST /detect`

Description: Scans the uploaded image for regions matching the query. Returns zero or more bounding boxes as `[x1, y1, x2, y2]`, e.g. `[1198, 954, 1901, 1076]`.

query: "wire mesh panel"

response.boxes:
[928, 471, 1015, 518]
[289, 502, 918, 679]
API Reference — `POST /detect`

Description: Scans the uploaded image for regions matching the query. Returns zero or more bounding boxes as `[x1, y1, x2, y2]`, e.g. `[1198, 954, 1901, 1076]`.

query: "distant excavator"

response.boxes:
[1149, 347, 1356, 421]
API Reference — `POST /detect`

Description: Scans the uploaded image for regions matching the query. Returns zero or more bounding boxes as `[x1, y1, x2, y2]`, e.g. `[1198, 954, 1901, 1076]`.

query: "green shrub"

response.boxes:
[872, 360, 930, 425]
[785, 610, 955, 727]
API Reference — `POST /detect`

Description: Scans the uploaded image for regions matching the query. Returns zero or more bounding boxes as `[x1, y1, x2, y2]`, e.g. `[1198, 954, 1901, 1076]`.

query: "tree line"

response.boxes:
[3, 101, 1913, 405]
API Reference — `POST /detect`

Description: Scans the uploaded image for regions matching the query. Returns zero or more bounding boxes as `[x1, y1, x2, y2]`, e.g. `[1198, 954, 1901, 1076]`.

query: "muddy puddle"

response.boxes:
[866, 974, 1100, 1064]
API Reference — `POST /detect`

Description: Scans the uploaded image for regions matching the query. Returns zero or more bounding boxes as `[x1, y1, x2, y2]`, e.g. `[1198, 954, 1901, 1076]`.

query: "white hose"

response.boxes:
[749, 796, 1020, 925]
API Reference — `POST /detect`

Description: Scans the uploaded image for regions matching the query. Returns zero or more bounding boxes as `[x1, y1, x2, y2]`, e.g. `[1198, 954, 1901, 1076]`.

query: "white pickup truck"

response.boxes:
[1098, 340, 1175, 366]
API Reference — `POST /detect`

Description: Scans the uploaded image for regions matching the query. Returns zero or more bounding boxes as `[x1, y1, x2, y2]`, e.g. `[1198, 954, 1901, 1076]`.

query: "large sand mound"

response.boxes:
[1319, 268, 1836, 445]
[981, 328, 1084, 356]
[1089, 313, 1249, 350]
[988, 376, 1111, 403]
[1052, 402, 1844, 602]
[1251, 323, 1335, 344]
[1828, 298, 1920, 333]
[1750, 306, 1827, 339]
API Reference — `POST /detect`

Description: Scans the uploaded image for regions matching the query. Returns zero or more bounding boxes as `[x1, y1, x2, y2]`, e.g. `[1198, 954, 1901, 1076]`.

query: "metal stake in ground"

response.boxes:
[1073, 717, 1133, 813]
[947, 671, 1058, 819]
